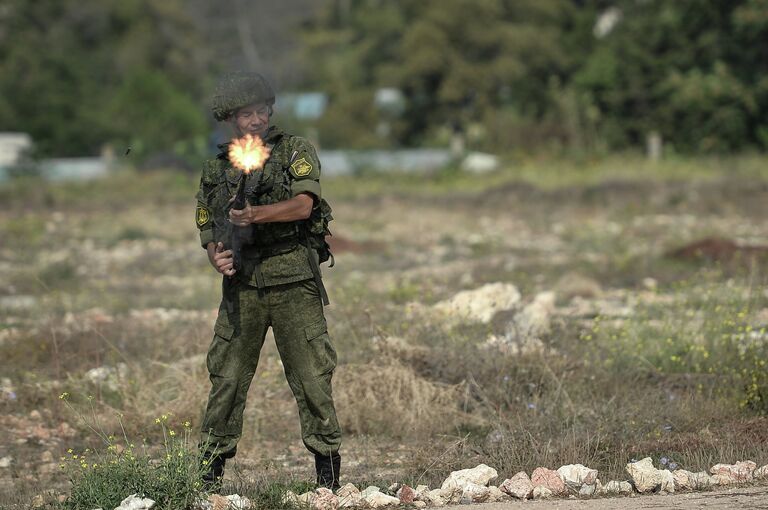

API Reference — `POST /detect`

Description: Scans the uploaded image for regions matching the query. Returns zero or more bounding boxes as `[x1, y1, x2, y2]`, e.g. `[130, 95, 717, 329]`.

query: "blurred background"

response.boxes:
[1, 1, 768, 508]
[2, 0, 768, 170]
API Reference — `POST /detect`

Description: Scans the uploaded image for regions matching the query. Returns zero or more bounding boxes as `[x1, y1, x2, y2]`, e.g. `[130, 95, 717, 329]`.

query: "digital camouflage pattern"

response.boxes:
[211, 71, 275, 121]
[195, 126, 323, 288]
[200, 277, 340, 458]
[196, 125, 341, 460]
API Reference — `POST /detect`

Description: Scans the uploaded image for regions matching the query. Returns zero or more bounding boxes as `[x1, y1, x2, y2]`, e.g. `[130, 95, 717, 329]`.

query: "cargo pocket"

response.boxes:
[206, 316, 236, 376]
[304, 318, 337, 376]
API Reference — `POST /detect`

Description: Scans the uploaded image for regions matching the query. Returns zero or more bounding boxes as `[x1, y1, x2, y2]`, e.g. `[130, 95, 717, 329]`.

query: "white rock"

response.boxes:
[423, 489, 446, 507]
[673, 470, 715, 490]
[363, 491, 400, 508]
[225, 495, 251, 510]
[297, 492, 315, 506]
[515, 291, 556, 339]
[337, 483, 362, 508]
[755, 465, 768, 480]
[413, 502, 426, 509]
[0, 456, 11, 468]
[626, 458, 674, 493]
[600, 480, 633, 495]
[114, 494, 155, 510]
[360, 486, 381, 498]
[337, 484, 360, 498]
[441, 463, 499, 491]
[557, 464, 599, 489]
[579, 484, 596, 496]
[487, 485, 506, 502]
[433, 284, 520, 323]
[281, 491, 299, 507]
[414, 485, 430, 498]
[460, 482, 490, 503]
[532, 486, 553, 499]
[437, 484, 462, 504]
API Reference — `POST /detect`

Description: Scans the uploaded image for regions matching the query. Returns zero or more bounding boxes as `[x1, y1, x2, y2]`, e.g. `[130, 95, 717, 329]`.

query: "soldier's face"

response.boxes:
[232, 103, 270, 139]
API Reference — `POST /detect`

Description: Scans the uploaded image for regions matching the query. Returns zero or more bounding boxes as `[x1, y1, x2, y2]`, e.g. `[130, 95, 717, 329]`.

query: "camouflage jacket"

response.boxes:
[195, 125, 322, 288]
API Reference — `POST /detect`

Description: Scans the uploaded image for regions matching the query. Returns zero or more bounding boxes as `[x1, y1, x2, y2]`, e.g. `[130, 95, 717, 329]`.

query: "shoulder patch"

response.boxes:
[290, 157, 313, 177]
[196, 205, 211, 227]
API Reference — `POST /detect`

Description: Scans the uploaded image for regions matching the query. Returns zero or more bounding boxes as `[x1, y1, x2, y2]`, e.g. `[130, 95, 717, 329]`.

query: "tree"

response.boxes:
[0, 0, 210, 157]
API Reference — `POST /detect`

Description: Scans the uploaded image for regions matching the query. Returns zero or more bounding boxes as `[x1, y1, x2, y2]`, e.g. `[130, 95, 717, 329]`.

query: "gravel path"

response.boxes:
[449, 484, 768, 509]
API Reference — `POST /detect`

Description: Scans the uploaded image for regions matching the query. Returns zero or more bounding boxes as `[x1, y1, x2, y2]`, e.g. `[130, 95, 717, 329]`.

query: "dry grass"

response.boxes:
[334, 361, 470, 438]
[1, 157, 768, 507]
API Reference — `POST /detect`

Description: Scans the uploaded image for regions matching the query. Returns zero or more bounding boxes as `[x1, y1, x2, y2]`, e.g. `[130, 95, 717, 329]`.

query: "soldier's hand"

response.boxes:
[229, 201, 257, 226]
[210, 241, 236, 276]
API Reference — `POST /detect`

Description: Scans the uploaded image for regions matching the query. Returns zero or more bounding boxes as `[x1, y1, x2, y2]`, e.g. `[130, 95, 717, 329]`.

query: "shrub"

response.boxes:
[59, 394, 208, 510]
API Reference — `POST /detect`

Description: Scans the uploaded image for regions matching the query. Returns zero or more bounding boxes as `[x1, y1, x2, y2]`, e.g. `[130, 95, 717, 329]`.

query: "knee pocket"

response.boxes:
[206, 320, 236, 376]
[305, 318, 337, 376]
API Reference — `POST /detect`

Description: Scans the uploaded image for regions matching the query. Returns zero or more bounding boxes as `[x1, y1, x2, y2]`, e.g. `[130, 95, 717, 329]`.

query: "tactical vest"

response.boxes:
[202, 132, 333, 304]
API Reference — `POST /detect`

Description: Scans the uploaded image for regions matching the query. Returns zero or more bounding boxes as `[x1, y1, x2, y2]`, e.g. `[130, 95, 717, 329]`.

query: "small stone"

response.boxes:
[579, 484, 596, 496]
[29, 410, 42, 421]
[461, 482, 490, 503]
[531, 467, 567, 495]
[280, 491, 299, 508]
[710, 461, 757, 483]
[423, 489, 446, 507]
[499, 471, 533, 500]
[337, 484, 360, 498]
[487, 486, 507, 502]
[115, 494, 155, 510]
[440, 463, 499, 491]
[0, 456, 12, 468]
[413, 502, 426, 508]
[41, 451, 54, 463]
[208, 494, 229, 510]
[388, 482, 400, 493]
[414, 485, 430, 498]
[626, 458, 674, 493]
[754, 465, 768, 480]
[397, 485, 415, 504]
[363, 491, 400, 508]
[600, 480, 633, 495]
[673, 470, 715, 490]
[312, 488, 338, 510]
[361, 486, 381, 498]
[226, 494, 252, 510]
[337, 484, 361, 508]
[532, 486, 553, 499]
[557, 464, 598, 489]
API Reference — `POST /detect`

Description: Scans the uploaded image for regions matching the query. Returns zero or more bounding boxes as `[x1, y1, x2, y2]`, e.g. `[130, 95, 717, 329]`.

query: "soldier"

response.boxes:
[195, 71, 341, 491]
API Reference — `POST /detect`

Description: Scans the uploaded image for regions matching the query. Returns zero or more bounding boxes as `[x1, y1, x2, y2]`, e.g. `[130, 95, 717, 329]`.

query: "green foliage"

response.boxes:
[303, 0, 768, 153]
[580, 276, 768, 413]
[0, 0, 209, 158]
[58, 396, 207, 510]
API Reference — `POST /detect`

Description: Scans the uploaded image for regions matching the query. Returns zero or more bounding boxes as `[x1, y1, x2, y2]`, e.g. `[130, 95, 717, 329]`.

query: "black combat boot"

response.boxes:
[315, 452, 341, 491]
[201, 453, 226, 492]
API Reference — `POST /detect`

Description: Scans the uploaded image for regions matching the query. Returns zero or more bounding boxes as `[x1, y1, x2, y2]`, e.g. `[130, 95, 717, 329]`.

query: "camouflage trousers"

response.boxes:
[200, 277, 341, 459]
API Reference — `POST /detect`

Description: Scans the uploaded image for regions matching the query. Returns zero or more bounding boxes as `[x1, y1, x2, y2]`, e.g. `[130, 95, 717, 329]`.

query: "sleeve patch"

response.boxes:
[290, 157, 313, 177]
[196, 205, 211, 227]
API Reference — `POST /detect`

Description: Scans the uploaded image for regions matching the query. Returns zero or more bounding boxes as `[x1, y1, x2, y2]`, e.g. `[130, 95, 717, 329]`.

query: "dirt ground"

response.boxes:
[452, 484, 768, 509]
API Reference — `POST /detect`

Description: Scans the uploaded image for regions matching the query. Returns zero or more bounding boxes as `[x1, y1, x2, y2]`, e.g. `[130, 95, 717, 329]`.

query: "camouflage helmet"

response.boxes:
[211, 71, 275, 121]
